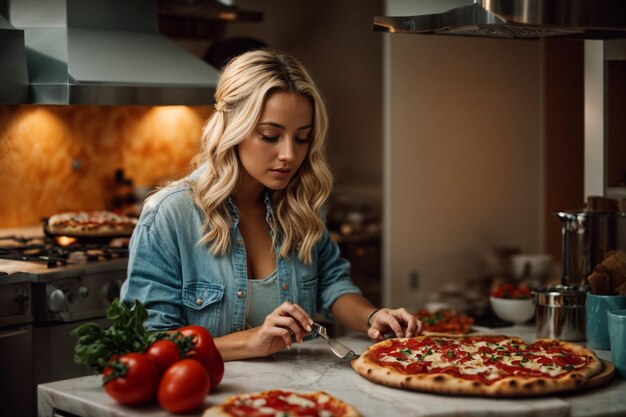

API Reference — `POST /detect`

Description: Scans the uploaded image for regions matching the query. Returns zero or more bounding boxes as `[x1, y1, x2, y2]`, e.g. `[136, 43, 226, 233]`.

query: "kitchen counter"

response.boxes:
[38, 325, 626, 417]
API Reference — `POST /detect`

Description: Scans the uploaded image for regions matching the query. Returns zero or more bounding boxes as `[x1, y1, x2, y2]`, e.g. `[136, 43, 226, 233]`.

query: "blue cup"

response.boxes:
[586, 293, 626, 350]
[608, 309, 626, 379]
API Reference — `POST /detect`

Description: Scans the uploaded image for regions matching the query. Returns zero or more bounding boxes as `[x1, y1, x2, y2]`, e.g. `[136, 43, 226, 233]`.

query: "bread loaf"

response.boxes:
[587, 269, 612, 295]
[587, 250, 626, 294]
[586, 196, 618, 213]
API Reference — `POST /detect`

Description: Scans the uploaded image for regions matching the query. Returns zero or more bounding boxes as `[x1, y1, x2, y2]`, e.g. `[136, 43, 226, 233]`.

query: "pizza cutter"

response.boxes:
[311, 322, 359, 360]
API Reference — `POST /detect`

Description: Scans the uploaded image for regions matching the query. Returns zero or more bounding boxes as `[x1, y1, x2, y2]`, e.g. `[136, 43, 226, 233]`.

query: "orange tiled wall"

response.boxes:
[0, 105, 212, 227]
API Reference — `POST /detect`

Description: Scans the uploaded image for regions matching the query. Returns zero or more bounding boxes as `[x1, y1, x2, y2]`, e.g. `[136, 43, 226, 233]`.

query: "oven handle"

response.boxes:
[0, 327, 31, 339]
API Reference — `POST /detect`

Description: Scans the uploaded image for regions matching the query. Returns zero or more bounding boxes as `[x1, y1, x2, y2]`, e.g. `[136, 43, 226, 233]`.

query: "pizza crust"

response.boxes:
[352, 336, 602, 397]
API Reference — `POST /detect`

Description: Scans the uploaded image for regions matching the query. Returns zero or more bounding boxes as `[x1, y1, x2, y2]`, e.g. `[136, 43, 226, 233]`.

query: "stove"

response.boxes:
[0, 225, 130, 417]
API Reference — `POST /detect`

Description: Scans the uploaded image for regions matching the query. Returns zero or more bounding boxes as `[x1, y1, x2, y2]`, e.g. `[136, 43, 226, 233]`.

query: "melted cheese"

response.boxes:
[279, 394, 316, 408]
[251, 398, 267, 408]
[380, 337, 585, 381]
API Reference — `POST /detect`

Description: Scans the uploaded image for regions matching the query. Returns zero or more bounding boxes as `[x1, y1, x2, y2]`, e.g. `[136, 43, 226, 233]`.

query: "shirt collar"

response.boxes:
[226, 190, 274, 224]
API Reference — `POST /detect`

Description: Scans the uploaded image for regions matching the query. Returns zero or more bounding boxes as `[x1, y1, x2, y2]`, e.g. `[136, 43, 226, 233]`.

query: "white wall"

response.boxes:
[383, 1, 545, 308]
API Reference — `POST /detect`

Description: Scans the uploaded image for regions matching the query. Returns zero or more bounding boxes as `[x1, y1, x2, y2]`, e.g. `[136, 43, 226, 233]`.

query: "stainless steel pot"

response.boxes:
[534, 286, 587, 341]
[554, 211, 626, 287]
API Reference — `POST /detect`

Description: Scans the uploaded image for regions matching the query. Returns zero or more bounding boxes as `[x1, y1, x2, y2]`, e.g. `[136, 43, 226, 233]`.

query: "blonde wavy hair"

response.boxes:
[190, 49, 333, 264]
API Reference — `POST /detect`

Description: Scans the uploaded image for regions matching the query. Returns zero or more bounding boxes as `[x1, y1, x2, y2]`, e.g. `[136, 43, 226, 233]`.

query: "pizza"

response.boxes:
[46, 210, 138, 237]
[352, 335, 602, 397]
[202, 389, 361, 417]
[414, 309, 474, 335]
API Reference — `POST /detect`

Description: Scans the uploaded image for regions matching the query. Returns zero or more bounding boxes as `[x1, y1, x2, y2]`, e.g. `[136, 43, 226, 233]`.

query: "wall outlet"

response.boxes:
[409, 270, 419, 290]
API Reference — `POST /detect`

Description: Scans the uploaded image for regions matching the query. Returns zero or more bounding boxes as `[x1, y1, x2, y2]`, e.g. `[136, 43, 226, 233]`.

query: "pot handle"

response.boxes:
[553, 212, 577, 286]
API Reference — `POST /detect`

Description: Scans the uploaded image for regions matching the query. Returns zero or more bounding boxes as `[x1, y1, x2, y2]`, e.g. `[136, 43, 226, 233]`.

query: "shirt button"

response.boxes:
[237, 239, 244, 247]
[281, 283, 289, 290]
[196, 298, 203, 306]
[237, 290, 245, 298]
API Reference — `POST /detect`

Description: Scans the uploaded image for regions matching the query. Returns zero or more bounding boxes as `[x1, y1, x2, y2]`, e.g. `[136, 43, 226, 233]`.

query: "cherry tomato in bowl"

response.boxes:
[491, 283, 532, 299]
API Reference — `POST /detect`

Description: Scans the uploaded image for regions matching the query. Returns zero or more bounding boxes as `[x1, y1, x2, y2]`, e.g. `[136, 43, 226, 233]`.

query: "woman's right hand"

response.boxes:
[248, 301, 313, 358]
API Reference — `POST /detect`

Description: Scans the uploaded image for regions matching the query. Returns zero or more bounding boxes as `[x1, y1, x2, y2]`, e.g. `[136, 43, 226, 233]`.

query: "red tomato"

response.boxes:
[491, 283, 532, 299]
[145, 339, 181, 374]
[157, 359, 211, 413]
[177, 325, 224, 390]
[102, 353, 159, 405]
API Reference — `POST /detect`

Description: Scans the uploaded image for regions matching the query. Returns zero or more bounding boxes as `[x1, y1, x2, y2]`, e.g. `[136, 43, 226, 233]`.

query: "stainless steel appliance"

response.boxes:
[373, 0, 626, 39]
[0, 226, 127, 417]
[534, 286, 587, 341]
[5, 0, 219, 105]
[554, 210, 626, 286]
[533, 208, 626, 341]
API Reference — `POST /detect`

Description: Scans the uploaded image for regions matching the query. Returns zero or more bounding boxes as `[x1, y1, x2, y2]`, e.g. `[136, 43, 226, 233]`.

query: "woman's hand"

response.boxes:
[247, 301, 313, 358]
[367, 308, 422, 341]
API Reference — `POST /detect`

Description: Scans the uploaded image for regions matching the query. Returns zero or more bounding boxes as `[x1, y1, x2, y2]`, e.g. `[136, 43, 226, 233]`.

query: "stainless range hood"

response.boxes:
[6, 0, 219, 105]
[374, 0, 626, 39]
[0, 15, 29, 103]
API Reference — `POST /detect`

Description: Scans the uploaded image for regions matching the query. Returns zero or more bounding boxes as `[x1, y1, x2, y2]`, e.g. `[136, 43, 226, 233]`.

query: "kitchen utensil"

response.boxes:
[490, 296, 535, 323]
[510, 253, 553, 285]
[586, 293, 626, 350]
[554, 211, 626, 287]
[608, 309, 626, 379]
[311, 322, 359, 360]
[534, 286, 587, 341]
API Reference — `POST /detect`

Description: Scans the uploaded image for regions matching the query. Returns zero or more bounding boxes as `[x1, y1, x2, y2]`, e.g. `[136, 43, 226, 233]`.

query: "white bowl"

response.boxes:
[490, 296, 535, 324]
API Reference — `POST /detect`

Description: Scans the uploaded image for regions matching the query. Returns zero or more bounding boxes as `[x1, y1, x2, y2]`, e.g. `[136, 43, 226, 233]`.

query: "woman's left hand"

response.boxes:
[367, 308, 422, 341]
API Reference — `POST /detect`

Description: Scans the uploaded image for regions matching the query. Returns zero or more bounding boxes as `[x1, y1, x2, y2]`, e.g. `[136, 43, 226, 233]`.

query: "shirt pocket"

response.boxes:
[182, 282, 224, 336]
[299, 278, 318, 317]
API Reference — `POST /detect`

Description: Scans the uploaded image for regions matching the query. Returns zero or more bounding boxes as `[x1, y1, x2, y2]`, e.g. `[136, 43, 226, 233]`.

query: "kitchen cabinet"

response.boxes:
[585, 39, 626, 200]
[606, 54, 626, 198]
[38, 325, 626, 417]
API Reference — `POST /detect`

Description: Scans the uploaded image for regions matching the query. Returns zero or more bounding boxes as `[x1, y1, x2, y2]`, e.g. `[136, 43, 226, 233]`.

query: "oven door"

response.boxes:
[0, 325, 34, 417]
[33, 318, 110, 385]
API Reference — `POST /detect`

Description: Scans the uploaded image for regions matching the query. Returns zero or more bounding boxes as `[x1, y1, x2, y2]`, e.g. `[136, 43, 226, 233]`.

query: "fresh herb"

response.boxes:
[399, 348, 412, 355]
[71, 299, 168, 373]
[562, 365, 574, 371]
[426, 349, 433, 355]
[445, 350, 455, 358]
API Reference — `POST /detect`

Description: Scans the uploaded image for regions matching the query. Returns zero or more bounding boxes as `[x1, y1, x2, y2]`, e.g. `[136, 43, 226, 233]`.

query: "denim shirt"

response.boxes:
[120, 182, 360, 337]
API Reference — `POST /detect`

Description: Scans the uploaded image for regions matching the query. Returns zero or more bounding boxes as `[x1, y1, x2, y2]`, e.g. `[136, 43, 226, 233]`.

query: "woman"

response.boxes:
[121, 49, 421, 361]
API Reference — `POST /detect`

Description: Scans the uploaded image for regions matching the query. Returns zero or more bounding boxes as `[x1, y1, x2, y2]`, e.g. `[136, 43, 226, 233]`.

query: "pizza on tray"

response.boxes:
[414, 309, 474, 335]
[352, 335, 602, 397]
[46, 210, 138, 237]
[202, 389, 361, 417]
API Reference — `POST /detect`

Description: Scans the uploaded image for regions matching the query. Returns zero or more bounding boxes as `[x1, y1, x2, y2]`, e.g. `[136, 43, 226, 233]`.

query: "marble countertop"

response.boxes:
[38, 325, 626, 417]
